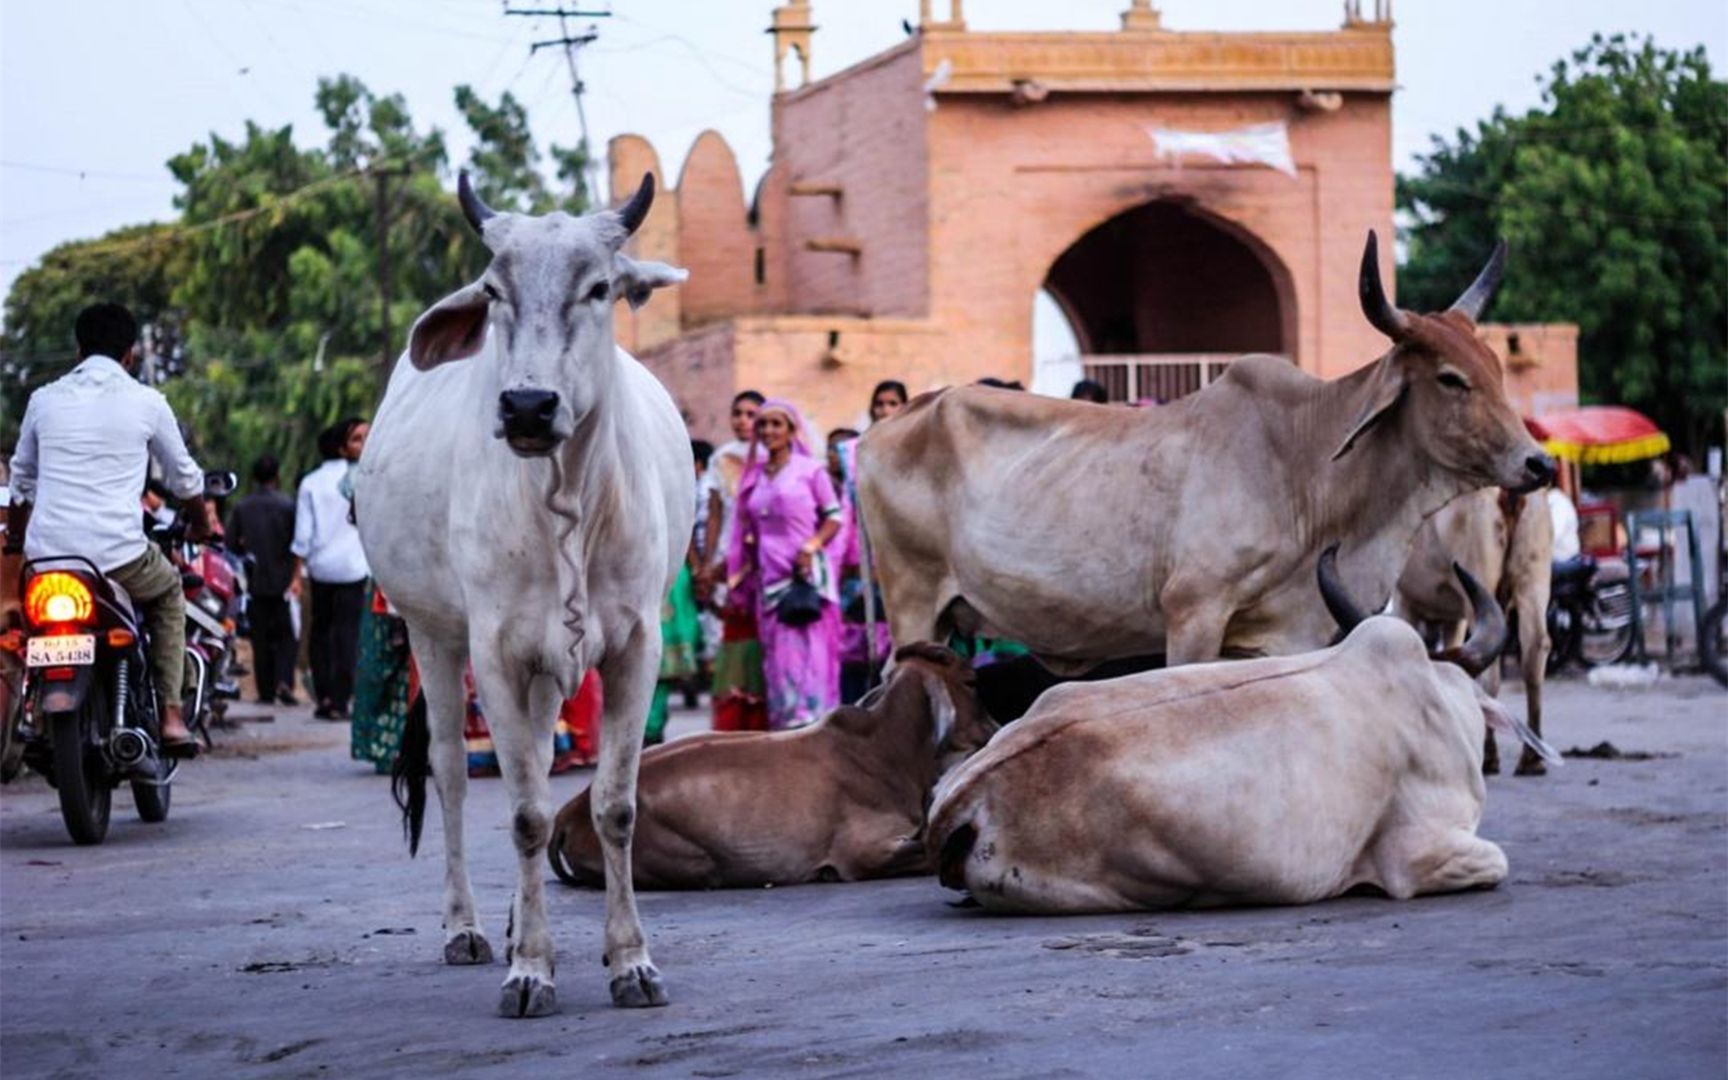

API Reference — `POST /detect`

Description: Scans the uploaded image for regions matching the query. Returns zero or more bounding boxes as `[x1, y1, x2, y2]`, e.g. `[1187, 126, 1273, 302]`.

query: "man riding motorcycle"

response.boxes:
[4, 303, 212, 755]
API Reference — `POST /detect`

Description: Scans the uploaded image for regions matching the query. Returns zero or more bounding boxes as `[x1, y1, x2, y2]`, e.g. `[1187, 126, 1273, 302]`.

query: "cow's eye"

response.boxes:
[481, 283, 501, 301]
[1437, 371, 1470, 392]
[587, 280, 610, 303]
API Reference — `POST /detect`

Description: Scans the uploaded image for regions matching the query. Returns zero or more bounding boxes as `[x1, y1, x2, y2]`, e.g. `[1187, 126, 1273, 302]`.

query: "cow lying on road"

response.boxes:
[928, 549, 1558, 915]
[549, 644, 996, 889]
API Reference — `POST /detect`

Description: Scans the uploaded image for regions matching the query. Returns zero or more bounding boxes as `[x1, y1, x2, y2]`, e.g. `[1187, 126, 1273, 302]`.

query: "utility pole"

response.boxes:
[504, 4, 611, 209]
[371, 162, 410, 378]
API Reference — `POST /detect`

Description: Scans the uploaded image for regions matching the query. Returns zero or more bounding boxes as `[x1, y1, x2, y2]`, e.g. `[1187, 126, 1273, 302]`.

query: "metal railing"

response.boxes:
[1079, 353, 1272, 404]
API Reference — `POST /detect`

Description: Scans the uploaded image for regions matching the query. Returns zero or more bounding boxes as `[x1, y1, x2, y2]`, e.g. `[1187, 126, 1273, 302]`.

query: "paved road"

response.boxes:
[2, 676, 1724, 1079]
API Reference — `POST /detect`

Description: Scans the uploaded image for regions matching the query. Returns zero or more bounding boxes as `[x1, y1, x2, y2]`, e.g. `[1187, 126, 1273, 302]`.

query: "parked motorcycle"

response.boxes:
[161, 517, 246, 732]
[1546, 555, 1636, 673]
[1700, 561, 1727, 688]
[1, 471, 237, 845]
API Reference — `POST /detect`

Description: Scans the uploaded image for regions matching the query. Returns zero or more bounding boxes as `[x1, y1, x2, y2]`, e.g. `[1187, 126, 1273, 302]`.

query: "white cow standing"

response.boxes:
[354, 172, 691, 1017]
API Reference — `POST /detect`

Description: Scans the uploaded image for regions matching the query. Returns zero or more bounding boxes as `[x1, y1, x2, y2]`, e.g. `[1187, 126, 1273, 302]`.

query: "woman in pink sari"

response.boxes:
[726, 398, 843, 729]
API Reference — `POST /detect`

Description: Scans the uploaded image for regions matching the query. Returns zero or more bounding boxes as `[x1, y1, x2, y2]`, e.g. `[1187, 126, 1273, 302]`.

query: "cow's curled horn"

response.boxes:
[1317, 543, 1371, 638]
[1433, 563, 1508, 677]
[1448, 239, 1508, 322]
[457, 169, 495, 235]
[1358, 230, 1410, 340]
[616, 172, 655, 236]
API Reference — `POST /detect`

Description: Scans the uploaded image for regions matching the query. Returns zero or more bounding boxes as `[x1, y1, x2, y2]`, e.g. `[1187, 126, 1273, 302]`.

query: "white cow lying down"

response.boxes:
[929, 552, 1557, 915]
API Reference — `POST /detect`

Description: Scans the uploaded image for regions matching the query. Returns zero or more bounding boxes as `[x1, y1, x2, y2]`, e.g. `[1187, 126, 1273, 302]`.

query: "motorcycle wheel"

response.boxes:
[131, 754, 171, 823]
[1546, 601, 1580, 675]
[1579, 577, 1637, 667]
[50, 691, 112, 846]
[1701, 597, 1728, 689]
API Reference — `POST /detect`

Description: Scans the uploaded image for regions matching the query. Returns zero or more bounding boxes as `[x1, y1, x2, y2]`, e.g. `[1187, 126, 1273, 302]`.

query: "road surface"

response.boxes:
[2, 676, 1724, 1078]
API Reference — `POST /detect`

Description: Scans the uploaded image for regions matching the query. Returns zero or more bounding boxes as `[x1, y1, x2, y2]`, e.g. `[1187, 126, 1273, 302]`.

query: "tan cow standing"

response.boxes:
[857, 234, 1554, 672]
[1397, 488, 1555, 775]
[928, 554, 1558, 915]
[548, 644, 995, 889]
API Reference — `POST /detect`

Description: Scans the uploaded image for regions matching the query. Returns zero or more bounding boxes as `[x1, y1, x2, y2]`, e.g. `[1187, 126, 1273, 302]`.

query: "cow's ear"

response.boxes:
[613, 255, 688, 310]
[1331, 355, 1407, 460]
[408, 283, 490, 370]
[824, 705, 875, 735]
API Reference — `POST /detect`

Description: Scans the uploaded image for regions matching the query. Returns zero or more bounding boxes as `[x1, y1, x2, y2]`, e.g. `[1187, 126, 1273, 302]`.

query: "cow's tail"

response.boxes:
[391, 692, 430, 858]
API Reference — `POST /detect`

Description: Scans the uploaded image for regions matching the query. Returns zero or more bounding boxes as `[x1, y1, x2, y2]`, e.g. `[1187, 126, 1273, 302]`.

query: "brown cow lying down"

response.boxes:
[928, 551, 1558, 915]
[549, 644, 996, 890]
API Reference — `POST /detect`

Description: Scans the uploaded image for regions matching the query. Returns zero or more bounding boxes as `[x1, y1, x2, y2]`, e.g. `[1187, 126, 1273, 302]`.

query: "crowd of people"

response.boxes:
[0, 300, 1074, 782]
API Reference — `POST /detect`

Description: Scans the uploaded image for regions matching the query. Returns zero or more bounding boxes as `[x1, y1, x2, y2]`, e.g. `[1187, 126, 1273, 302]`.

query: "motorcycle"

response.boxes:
[1546, 554, 1636, 673]
[0, 471, 237, 845]
[161, 518, 246, 732]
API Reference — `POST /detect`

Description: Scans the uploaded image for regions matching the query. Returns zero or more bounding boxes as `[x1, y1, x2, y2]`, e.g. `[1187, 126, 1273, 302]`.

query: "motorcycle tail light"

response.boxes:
[43, 666, 77, 682]
[24, 572, 95, 627]
[107, 628, 136, 648]
[0, 629, 21, 655]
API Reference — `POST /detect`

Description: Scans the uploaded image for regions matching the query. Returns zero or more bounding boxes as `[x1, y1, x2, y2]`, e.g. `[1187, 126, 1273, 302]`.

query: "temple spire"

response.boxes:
[768, 1, 816, 93]
[1121, 1, 1162, 31]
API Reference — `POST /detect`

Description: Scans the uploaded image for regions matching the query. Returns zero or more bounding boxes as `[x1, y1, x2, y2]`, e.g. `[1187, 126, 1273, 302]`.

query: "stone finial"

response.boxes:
[919, 0, 966, 31]
[1343, 0, 1393, 27]
[1121, 1, 1162, 31]
[768, 1, 817, 93]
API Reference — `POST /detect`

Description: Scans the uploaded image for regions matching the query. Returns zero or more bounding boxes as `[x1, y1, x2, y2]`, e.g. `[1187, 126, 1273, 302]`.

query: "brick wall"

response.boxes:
[636, 320, 737, 442]
[770, 42, 929, 318]
[675, 131, 756, 326]
[1480, 323, 1581, 419]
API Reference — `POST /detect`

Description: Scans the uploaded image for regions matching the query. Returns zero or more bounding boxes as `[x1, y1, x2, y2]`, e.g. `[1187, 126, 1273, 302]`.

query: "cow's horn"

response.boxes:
[1358, 230, 1410, 340]
[1434, 563, 1507, 678]
[1317, 543, 1370, 635]
[457, 170, 495, 235]
[1448, 239, 1508, 322]
[616, 172, 655, 236]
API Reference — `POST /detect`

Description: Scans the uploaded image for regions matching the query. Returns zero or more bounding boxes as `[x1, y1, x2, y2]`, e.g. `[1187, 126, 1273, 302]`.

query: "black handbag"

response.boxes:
[775, 577, 825, 627]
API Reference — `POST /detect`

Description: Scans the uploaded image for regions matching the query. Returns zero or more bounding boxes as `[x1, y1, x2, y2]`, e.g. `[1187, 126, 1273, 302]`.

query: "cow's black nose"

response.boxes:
[499, 389, 560, 439]
[1525, 452, 1556, 487]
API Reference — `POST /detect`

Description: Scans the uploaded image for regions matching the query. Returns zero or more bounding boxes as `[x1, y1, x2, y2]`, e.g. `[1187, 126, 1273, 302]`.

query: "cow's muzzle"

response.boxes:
[499, 389, 561, 455]
[1506, 451, 1557, 494]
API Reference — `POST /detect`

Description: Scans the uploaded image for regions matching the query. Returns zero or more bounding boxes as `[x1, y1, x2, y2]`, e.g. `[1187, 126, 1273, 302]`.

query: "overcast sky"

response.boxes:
[2, 0, 1723, 313]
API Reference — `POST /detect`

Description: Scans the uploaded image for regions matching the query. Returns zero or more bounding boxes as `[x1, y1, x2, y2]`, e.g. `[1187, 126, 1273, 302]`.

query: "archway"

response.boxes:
[1041, 201, 1293, 402]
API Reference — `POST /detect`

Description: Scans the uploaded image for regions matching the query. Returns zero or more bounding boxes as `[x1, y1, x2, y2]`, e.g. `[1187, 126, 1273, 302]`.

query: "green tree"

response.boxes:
[1, 223, 185, 446]
[1398, 34, 1728, 455]
[454, 84, 590, 214]
[3, 73, 586, 479]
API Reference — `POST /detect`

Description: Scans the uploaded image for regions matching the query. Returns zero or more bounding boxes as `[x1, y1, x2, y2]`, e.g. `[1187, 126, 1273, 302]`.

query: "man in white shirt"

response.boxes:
[291, 418, 370, 720]
[1547, 486, 1581, 563]
[5, 303, 211, 753]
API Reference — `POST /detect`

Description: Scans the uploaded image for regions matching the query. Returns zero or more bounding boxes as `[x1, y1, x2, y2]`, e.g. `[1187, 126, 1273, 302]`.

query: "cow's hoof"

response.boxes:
[444, 930, 494, 966]
[1513, 754, 1547, 777]
[610, 963, 670, 1008]
[498, 974, 558, 1018]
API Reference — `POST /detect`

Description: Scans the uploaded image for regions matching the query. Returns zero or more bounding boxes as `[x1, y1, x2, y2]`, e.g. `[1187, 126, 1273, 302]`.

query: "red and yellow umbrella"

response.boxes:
[1526, 406, 1670, 466]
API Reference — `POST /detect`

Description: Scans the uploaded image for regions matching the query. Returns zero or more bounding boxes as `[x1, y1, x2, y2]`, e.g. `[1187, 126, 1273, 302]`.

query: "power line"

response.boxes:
[505, 4, 612, 206]
[0, 161, 177, 184]
[7, 144, 445, 266]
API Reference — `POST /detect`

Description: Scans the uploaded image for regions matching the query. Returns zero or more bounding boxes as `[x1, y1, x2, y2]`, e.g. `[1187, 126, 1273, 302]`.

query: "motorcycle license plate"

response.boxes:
[25, 635, 95, 668]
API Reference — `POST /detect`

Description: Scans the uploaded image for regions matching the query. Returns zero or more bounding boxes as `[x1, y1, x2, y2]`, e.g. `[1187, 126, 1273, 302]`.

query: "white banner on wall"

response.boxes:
[1147, 122, 1297, 178]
